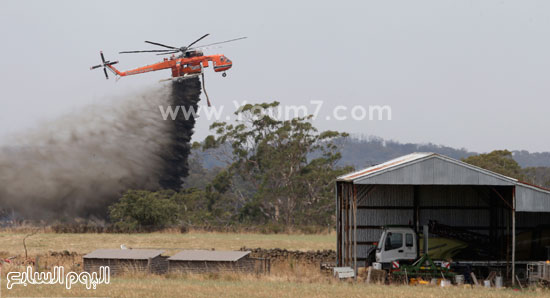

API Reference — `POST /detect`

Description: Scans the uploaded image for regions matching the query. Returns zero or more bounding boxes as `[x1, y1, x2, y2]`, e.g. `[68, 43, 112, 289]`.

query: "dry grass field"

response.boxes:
[0, 230, 335, 256]
[0, 230, 548, 297]
[2, 273, 546, 298]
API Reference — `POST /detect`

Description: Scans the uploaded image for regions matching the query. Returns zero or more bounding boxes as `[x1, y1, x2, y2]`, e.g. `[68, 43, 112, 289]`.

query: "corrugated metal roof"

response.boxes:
[337, 152, 518, 184]
[168, 250, 250, 262]
[338, 153, 433, 181]
[83, 249, 164, 260]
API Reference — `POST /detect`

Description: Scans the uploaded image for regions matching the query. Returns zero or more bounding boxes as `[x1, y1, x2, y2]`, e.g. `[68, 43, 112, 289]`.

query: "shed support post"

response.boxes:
[348, 183, 352, 267]
[413, 186, 419, 233]
[339, 182, 344, 266]
[336, 182, 341, 266]
[353, 184, 357, 279]
[345, 183, 349, 267]
[512, 187, 516, 286]
[506, 211, 510, 280]
[342, 183, 346, 267]
[340, 183, 343, 266]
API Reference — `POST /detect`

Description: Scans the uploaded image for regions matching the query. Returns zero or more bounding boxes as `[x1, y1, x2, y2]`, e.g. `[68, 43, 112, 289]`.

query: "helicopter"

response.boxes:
[90, 34, 246, 106]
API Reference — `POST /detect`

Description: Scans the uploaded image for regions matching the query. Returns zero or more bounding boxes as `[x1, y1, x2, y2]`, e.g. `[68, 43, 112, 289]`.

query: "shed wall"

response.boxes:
[168, 257, 266, 273]
[516, 185, 550, 212]
[84, 256, 167, 275]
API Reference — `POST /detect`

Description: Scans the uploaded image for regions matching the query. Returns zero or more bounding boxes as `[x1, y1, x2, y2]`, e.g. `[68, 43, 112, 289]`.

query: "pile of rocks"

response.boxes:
[240, 247, 335, 264]
[49, 250, 79, 257]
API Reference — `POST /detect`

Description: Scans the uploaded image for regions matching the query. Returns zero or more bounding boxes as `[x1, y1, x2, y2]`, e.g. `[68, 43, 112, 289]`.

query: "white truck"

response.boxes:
[375, 226, 427, 270]
[375, 226, 419, 265]
[373, 222, 542, 282]
[374, 222, 492, 269]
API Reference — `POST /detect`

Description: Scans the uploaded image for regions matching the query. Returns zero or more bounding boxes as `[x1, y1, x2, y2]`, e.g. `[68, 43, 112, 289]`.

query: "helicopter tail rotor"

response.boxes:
[90, 51, 119, 80]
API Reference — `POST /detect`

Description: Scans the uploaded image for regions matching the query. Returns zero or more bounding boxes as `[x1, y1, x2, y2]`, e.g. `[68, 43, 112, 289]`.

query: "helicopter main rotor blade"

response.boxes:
[190, 37, 247, 50]
[156, 51, 181, 55]
[100, 51, 106, 63]
[144, 40, 177, 49]
[186, 33, 210, 49]
[90, 64, 102, 70]
[119, 49, 176, 54]
[103, 68, 109, 80]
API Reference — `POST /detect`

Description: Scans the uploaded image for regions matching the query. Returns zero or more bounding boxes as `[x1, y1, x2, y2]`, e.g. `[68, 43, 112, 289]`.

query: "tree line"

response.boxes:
[109, 102, 351, 232]
[108, 102, 550, 232]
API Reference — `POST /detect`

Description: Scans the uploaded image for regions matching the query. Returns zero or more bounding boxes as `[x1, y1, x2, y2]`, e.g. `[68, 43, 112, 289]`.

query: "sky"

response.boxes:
[0, 0, 549, 153]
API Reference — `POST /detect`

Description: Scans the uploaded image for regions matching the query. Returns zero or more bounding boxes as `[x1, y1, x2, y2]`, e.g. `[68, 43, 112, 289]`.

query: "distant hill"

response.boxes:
[335, 136, 476, 169]
[512, 150, 550, 168]
[195, 136, 550, 170]
[337, 137, 550, 170]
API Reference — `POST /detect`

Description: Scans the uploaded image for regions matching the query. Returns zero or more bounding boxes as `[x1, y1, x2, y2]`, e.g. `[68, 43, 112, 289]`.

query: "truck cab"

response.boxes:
[375, 226, 418, 266]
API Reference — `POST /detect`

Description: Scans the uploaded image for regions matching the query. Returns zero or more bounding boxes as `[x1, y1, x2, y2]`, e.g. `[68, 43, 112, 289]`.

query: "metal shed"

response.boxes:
[168, 250, 268, 273]
[336, 153, 550, 283]
[83, 249, 167, 275]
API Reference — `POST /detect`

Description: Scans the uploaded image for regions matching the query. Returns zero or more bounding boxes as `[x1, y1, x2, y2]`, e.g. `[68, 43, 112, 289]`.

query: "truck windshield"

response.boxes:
[377, 232, 385, 250]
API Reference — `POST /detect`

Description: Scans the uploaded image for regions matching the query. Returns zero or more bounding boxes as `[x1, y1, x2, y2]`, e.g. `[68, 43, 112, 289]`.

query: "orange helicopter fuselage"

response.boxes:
[107, 53, 232, 79]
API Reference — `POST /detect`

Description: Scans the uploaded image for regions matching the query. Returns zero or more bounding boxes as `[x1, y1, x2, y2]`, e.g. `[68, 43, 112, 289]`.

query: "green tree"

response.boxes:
[108, 190, 179, 231]
[462, 150, 525, 180]
[203, 101, 351, 226]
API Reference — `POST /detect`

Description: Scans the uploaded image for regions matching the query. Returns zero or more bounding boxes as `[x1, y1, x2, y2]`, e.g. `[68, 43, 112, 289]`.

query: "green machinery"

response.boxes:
[391, 253, 455, 279]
